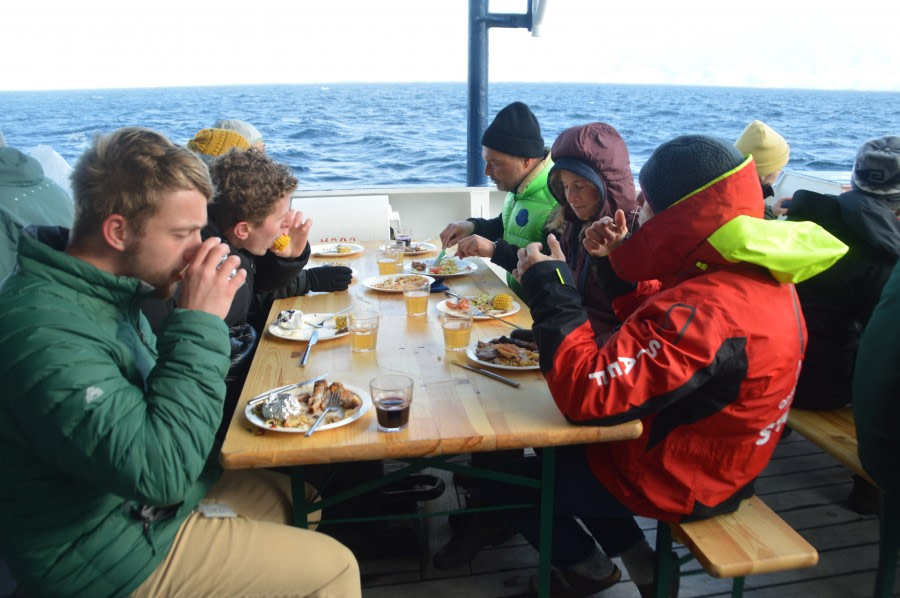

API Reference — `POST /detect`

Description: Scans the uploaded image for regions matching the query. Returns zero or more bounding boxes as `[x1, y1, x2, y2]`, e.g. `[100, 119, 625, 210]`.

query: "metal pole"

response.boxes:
[467, 0, 489, 187]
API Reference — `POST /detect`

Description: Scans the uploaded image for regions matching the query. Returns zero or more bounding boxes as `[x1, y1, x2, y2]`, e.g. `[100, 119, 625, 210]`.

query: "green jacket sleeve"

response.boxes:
[7, 309, 230, 507]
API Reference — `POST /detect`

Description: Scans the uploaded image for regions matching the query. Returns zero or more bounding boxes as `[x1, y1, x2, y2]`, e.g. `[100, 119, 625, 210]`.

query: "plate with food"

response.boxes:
[267, 310, 350, 341]
[245, 379, 372, 434]
[379, 241, 437, 255]
[310, 243, 364, 257]
[437, 293, 520, 319]
[466, 336, 540, 370]
[362, 274, 436, 293]
[405, 257, 478, 277]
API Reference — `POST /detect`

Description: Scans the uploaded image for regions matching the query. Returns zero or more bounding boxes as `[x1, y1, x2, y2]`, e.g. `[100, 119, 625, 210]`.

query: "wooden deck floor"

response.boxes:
[353, 434, 899, 598]
[0, 435, 894, 597]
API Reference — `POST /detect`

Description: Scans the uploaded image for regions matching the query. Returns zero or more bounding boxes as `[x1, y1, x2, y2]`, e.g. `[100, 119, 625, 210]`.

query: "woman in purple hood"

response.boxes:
[544, 122, 639, 340]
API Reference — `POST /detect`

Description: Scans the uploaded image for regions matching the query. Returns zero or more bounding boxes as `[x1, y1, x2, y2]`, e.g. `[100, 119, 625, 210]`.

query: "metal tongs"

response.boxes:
[444, 291, 524, 330]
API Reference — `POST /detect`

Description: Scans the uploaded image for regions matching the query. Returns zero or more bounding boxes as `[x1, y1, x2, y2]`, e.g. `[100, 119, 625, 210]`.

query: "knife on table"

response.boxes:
[453, 361, 521, 388]
[299, 329, 319, 367]
[247, 373, 329, 407]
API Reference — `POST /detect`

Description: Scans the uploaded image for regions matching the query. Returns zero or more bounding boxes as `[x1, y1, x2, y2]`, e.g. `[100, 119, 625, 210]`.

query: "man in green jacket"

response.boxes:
[0, 127, 360, 597]
[439, 101, 555, 301]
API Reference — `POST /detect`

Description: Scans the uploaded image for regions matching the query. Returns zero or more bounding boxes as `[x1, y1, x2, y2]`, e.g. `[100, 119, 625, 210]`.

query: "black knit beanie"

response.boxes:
[639, 135, 745, 213]
[481, 102, 545, 158]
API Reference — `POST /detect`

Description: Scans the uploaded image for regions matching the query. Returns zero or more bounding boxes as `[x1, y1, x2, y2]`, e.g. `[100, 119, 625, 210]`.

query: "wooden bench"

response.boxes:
[652, 496, 819, 598]
[786, 406, 873, 484]
[788, 407, 900, 597]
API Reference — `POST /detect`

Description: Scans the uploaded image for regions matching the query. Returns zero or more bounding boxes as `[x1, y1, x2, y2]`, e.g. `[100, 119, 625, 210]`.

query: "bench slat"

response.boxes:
[671, 496, 818, 578]
[787, 407, 873, 484]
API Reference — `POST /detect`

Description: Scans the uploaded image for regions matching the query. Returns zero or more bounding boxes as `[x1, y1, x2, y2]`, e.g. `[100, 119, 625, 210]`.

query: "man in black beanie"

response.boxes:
[450, 135, 848, 596]
[438, 101, 556, 301]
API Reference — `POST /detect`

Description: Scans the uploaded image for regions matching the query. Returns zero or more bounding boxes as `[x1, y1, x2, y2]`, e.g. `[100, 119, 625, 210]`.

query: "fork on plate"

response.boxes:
[305, 388, 342, 437]
[306, 306, 353, 328]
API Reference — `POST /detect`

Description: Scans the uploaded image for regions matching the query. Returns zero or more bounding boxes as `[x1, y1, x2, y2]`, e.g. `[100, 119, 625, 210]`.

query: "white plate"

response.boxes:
[245, 384, 372, 434]
[379, 241, 437, 255]
[466, 339, 540, 371]
[436, 298, 521, 320]
[268, 313, 350, 341]
[310, 243, 364, 257]
[362, 274, 436, 293]
[404, 257, 478, 277]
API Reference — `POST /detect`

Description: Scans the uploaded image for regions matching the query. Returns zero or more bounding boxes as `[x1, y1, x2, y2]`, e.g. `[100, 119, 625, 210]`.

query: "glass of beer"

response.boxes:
[369, 374, 414, 432]
[377, 248, 402, 275]
[349, 310, 380, 352]
[403, 280, 430, 317]
[440, 311, 473, 352]
[386, 241, 407, 273]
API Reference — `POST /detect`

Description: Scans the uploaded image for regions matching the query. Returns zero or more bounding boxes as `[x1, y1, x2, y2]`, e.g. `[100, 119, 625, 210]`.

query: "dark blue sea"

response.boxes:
[1, 83, 898, 189]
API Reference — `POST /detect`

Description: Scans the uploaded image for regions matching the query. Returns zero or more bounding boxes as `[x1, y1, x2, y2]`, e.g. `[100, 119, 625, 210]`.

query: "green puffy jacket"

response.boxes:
[469, 156, 556, 300]
[0, 228, 230, 597]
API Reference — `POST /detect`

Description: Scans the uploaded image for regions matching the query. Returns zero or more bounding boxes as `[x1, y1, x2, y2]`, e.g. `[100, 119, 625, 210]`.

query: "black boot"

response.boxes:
[433, 512, 514, 569]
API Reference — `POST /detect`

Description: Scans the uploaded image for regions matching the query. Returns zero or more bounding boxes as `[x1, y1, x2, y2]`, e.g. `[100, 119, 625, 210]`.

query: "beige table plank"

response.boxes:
[220, 242, 641, 469]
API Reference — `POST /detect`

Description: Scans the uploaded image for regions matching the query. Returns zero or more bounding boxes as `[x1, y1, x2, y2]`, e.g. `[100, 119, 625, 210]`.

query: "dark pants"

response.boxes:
[482, 445, 645, 567]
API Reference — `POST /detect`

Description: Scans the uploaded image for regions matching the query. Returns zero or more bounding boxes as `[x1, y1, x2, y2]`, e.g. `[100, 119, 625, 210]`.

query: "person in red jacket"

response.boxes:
[443, 135, 848, 597]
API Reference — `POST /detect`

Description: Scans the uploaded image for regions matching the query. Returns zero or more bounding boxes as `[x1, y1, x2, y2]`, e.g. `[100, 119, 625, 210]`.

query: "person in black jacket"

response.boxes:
[143, 149, 352, 432]
[787, 135, 900, 411]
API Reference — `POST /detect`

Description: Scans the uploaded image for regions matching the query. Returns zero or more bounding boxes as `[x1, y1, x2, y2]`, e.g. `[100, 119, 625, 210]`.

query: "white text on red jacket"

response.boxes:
[587, 339, 662, 386]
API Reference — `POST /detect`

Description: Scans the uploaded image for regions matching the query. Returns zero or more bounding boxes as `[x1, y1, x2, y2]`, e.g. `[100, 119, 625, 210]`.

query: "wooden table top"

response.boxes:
[219, 241, 642, 469]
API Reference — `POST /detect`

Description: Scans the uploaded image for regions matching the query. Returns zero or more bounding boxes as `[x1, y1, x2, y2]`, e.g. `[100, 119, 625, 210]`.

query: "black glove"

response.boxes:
[306, 266, 353, 292]
[510, 328, 535, 343]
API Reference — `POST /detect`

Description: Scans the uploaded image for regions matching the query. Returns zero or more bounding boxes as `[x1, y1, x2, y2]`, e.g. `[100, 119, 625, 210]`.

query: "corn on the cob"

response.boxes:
[492, 293, 512, 311]
[271, 234, 291, 251]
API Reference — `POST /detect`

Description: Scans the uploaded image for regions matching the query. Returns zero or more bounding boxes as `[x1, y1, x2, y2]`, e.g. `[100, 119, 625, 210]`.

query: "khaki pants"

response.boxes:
[132, 469, 360, 598]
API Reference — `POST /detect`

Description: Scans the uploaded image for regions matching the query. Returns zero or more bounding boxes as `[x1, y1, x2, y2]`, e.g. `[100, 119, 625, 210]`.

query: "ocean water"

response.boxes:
[1, 83, 898, 190]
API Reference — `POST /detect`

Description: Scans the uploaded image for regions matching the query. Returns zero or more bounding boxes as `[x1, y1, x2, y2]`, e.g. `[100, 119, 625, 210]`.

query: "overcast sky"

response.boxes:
[3, 0, 898, 92]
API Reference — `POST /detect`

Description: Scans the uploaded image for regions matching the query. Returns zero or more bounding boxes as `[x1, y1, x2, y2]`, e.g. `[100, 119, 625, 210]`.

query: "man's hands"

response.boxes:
[514, 234, 566, 281]
[455, 234, 495, 259]
[177, 238, 246, 320]
[273, 210, 313, 258]
[583, 209, 629, 257]
[439, 220, 475, 249]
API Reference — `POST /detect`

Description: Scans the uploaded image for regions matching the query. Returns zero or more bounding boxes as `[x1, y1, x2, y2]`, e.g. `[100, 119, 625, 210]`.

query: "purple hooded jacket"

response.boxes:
[546, 122, 638, 340]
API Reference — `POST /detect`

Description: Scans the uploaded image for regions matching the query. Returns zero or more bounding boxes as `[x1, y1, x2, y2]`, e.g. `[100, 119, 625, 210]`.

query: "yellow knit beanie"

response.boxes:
[187, 128, 250, 157]
[735, 120, 790, 178]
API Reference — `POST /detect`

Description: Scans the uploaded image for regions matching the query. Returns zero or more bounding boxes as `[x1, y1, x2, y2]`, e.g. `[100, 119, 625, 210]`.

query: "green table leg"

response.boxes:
[537, 447, 556, 598]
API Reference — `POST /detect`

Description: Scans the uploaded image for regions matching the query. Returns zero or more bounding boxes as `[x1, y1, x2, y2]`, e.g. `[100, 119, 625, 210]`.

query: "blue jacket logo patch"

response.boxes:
[516, 209, 529, 227]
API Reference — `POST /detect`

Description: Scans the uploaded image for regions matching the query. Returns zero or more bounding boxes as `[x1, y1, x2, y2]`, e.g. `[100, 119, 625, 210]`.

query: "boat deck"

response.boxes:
[350, 433, 897, 598]
[0, 434, 894, 597]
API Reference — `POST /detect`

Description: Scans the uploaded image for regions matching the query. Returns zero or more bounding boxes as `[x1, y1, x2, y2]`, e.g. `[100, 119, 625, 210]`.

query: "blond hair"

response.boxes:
[70, 127, 213, 239]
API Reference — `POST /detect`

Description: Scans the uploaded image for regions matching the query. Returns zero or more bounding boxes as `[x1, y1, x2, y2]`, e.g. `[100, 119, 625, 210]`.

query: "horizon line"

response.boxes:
[2, 81, 898, 94]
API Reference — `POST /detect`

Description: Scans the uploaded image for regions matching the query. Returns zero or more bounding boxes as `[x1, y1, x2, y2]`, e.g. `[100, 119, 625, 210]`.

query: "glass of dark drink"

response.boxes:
[369, 374, 414, 432]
